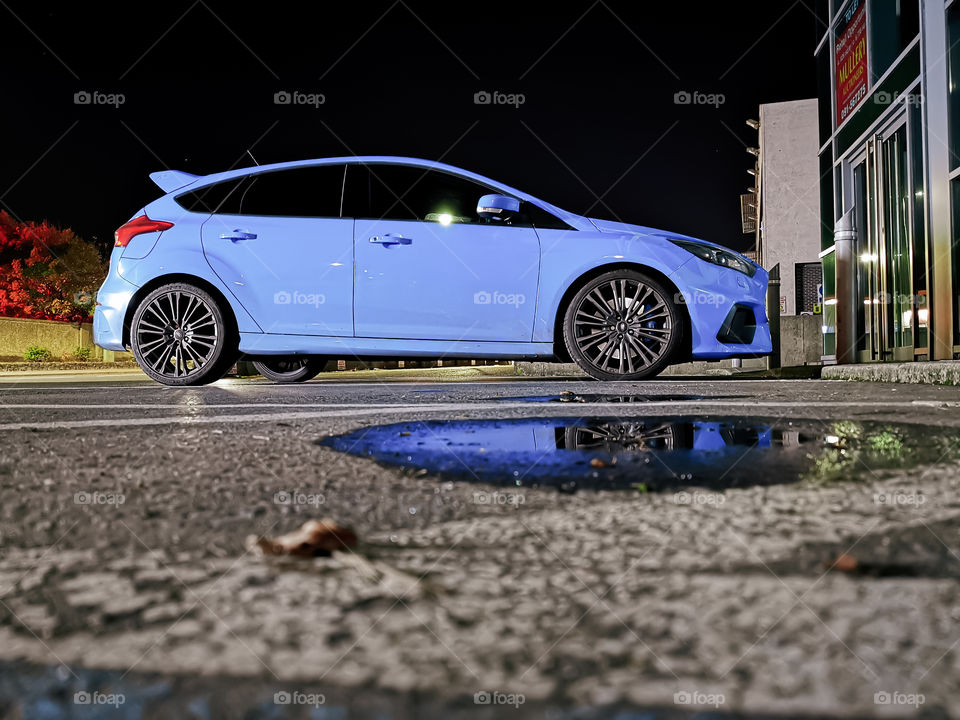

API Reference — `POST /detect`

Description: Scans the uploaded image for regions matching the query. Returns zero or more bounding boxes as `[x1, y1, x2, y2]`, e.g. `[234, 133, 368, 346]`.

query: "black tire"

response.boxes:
[563, 270, 682, 381]
[130, 282, 237, 386]
[251, 357, 328, 383]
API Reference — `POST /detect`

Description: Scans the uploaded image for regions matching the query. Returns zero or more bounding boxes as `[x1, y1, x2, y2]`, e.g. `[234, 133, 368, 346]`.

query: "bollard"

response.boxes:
[766, 264, 781, 370]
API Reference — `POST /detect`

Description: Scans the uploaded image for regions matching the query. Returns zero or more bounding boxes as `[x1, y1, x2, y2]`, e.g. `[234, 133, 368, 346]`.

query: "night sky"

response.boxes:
[1, 1, 818, 253]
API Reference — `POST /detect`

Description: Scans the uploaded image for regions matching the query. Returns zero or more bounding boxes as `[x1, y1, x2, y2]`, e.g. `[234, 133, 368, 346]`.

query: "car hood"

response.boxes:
[586, 217, 750, 257]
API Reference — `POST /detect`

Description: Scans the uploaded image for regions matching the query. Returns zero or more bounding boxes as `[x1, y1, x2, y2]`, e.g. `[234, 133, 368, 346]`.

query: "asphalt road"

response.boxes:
[1, 371, 960, 719]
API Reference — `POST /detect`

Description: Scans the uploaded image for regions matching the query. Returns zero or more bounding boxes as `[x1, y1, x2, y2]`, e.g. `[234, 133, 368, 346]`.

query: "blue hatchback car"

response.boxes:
[94, 156, 771, 385]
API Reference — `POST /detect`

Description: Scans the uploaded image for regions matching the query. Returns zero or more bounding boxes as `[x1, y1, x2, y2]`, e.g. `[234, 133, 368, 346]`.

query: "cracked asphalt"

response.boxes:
[1, 370, 960, 719]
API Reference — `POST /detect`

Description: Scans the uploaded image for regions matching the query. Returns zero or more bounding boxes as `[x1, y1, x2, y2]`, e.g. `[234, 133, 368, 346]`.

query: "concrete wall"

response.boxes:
[779, 314, 822, 367]
[0, 317, 131, 362]
[760, 99, 822, 316]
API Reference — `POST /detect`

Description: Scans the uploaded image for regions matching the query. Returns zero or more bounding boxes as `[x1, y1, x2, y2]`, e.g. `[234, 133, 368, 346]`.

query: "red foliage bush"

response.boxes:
[0, 211, 106, 323]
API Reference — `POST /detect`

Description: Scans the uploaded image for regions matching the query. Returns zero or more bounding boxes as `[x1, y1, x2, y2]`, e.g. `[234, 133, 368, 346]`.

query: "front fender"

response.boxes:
[532, 230, 692, 342]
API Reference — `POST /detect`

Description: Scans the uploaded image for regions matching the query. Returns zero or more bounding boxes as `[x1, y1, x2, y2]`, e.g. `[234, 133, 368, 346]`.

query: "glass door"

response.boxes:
[849, 115, 914, 362]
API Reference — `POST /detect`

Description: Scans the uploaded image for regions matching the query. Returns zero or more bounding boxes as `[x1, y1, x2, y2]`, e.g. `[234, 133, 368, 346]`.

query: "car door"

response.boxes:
[346, 163, 540, 341]
[198, 164, 354, 336]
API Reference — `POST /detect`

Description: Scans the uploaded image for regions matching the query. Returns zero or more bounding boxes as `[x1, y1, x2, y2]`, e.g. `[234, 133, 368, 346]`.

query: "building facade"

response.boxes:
[816, 0, 958, 364]
[753, 99, 823, 317]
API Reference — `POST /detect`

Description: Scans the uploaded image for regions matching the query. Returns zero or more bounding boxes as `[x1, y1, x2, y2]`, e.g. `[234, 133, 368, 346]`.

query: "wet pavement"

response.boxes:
[1, 374, 960, 718]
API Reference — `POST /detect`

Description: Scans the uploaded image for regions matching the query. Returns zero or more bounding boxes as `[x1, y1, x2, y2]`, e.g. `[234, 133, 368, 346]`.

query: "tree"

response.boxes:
[0, 210, 106, 323]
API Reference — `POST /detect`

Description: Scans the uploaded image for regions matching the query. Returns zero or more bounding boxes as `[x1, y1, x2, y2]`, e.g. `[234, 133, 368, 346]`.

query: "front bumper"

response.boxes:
[93, 270, 139, 351]
[671, 261, 772, 359]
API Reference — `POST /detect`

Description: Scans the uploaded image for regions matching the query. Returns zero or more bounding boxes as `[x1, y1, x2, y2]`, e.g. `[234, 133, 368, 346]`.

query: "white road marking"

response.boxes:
[0, 399, 951, 432]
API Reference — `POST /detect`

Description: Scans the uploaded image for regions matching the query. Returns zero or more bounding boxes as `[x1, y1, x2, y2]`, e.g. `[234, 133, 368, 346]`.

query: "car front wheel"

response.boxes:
[563, 270, 682, 381]
[252, 357, 328, 383]
[130, 283, 236, 386]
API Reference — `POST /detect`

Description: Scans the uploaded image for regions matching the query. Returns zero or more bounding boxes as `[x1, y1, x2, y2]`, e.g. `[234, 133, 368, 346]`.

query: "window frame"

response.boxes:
[342, 161, 572, 230]
[174, 164, 348, 219]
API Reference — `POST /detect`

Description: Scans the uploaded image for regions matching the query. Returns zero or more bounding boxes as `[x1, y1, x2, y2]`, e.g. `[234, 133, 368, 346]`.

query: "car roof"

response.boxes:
[171, 156, 592, 230]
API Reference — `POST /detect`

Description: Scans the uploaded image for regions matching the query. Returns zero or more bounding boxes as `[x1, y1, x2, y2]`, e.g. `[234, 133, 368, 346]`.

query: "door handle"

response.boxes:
[221, 230, 257, 241]
[369, 234, 412, 246]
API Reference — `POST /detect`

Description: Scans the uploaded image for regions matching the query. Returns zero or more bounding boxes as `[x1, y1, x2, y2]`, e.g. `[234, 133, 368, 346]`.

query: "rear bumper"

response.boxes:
[93, 270, 138, 351]
[673, 262, 772, 359]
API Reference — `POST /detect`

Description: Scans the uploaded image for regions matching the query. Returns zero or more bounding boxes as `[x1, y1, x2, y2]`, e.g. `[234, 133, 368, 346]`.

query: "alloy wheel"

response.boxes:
[570, 276, 674, 376]
[135, 290, 219, 380]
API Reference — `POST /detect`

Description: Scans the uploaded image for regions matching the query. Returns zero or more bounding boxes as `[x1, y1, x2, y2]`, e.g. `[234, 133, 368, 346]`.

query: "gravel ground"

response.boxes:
[1, 375, 959, 718]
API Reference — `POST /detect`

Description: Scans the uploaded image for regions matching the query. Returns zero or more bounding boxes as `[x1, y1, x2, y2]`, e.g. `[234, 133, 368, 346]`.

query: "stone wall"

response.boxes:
[0, 317, 132, 362]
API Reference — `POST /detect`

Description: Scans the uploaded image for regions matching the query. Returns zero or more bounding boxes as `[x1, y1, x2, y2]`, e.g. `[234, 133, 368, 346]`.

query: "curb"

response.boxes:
[822, 360, 960, 385]
[0, 363, 141, 373]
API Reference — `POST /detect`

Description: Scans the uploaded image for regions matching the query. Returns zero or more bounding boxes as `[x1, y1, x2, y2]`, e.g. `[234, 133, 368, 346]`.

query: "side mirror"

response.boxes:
[477, 194, 520, 222]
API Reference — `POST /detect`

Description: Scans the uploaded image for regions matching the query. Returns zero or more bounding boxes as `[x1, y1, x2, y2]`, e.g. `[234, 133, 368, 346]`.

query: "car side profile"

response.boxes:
[94, 156, 771, 386]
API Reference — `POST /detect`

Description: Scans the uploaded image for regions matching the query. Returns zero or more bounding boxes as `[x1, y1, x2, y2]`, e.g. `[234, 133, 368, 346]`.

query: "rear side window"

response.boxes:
[175, 165, 346, 217]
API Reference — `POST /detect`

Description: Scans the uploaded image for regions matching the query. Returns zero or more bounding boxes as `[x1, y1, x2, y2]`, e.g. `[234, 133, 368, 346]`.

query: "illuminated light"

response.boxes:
[902, 310, 913, 329]
[330, 262, 343, 267]
[823, 298, 838, 306]
[825, 435, 840, 444]
[612, 254, 624, 259]
[860, 252, 878, 263]
[438, 213, 453, 226]
[918, 308, 929, 325]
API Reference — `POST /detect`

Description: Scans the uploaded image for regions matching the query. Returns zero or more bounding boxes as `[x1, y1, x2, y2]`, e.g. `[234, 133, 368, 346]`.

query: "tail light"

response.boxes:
[114, 215, 174, 248]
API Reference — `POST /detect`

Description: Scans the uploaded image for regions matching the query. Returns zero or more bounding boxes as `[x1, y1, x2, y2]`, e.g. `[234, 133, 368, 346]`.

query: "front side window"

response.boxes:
[176, 165, 346, 217]
[342, 163, 572, 229]
[343, 164, 491, 223]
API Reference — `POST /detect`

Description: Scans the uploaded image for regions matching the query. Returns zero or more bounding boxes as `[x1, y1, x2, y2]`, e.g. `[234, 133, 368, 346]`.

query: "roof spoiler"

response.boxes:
[149, 170, 199, 194]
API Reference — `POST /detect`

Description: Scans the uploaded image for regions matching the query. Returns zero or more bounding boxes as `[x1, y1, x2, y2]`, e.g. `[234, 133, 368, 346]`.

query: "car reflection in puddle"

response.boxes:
[320, 417, 954, 492]
[498, 392, 717, 403]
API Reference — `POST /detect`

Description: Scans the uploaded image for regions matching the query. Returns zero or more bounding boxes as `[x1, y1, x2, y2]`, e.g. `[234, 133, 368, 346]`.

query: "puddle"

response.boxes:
[320, 417, 959, 491]
[499, 392, 717, 403]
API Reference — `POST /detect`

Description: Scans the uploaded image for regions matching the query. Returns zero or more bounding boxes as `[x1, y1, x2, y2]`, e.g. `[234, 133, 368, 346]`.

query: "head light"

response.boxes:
[668, 238, 757, 277]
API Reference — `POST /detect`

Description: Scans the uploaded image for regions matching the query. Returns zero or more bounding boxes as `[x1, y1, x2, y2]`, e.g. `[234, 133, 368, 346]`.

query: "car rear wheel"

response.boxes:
[131, 283, 237, 386]
[563, 270, 681, 381]
[251, 358, 328, 383]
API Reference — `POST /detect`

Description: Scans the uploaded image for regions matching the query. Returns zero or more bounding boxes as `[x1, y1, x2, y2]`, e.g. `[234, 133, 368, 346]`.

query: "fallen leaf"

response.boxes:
[246, 519, 358, 558]
[830, 553, 858, 573]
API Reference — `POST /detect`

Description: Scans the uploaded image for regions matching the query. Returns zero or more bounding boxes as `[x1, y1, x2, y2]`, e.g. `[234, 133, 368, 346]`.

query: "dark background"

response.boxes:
[0, 1, 818, 253]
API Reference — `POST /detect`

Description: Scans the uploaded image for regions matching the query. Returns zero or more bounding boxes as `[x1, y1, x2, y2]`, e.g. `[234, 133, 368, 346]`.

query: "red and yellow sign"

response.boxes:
[835, 0, 868, 126]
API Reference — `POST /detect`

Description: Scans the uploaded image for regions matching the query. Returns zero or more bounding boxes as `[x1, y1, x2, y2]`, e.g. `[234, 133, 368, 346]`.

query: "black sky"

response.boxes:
[0, 1, 818, 252]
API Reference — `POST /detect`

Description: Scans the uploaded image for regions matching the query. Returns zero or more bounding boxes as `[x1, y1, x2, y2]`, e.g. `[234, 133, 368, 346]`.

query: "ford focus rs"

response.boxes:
[94, 157, 771, 386]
